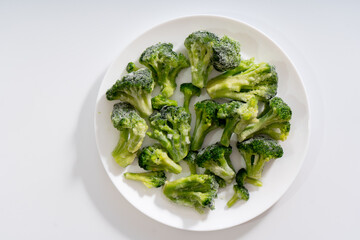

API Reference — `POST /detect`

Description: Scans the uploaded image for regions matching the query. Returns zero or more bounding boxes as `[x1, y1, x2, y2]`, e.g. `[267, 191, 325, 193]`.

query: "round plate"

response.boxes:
[94, 15, 310, 231]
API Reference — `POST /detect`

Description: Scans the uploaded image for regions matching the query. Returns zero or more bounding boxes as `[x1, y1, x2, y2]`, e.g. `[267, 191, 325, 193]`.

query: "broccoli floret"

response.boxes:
[227, 168, 250, 207]
[110, 102, 148, 167]
[184, 31, 220, 88]
[237, 136, 284, 186]
[191, 99, 223, 151]
[138, 145, 182, 174]
[126, 62, 139, 73]
[206, 58, 278, 102]
[217, 98, 259, 147]
[147, 106, 191, 162]
[255, 121, 291, 141]
[180, 83, 201, 113]
[204, 169, 226, 188]
[237, 97, 292, 142]
[163, 174, 219, 213]
[151, 94, 178, 110]
[183, 151, 198, 175]
[212, 35, 241, 72]
[196, 143, 235, 184]
[106, 68, 154, 117]
[124, 171, 166, 188]
[139, 43, 189, 97]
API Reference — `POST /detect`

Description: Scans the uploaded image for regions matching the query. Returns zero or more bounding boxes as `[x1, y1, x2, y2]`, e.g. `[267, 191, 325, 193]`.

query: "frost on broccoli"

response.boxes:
[196, 143, 235, 184]
[184, 31, 220, 88]
[147, 106, 191, 162]
[191, 99, 223, 151]
[237, 97, 292, 142]
[151, 94, 178, 110]
[163, 174, 219, 213]
[212, 35, 241, 72]
[110, 102, 148, 167]
[138, 145, 182, 174]
[227, 168, 249, 208]
[206, 58, 278, 102]
[124, 171, 166, 188]
[217, 98, 258, 147]
[140, 43, 189, 97]
[180, 83, 201, 113]
[106, 68, 154, 117]
[237, 136, 284, 186]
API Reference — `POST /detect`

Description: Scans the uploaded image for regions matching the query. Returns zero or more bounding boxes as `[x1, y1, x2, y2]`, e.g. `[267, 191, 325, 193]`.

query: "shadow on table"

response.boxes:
[73, 72, 267, 240]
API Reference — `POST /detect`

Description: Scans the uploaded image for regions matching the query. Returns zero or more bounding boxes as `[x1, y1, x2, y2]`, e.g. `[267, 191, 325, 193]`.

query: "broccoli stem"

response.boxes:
[112, 130, 136, 167]
[245, 177, 263, 187]
[123, 173, 154, 188]
[191, 122, 210, 151]
[187, 162, 197, 175]
[189, 44, 213, 88]
[183, 95, 192, 113]
[220, 117, 240, 147]
[227, 193, 240, 208]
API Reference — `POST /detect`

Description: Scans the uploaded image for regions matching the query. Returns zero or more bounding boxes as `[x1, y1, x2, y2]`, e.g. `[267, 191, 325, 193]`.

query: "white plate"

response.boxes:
[94, 15, 310, 231]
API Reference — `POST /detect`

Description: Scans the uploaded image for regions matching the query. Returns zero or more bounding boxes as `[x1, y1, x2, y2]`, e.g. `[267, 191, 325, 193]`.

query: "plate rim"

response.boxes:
[94, 14, 311, 231]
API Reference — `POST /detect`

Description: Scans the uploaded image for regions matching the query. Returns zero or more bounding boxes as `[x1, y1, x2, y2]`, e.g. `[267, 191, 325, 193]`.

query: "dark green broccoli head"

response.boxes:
[163, 174, 219, 213]
[126, 62, 139, 73]
[183, 151, 198, 174]
[184, 31, 220, 88]
[106, 68, 154, 117]
[191, 99, 223, 150]
[268, 97, 292, 122]
[124, 171, 166, 188]
[151, 94, 178, 110]
[139, 43, 189, 97]
[138, 144, 182, 174]
[147, 106, 191, 162]
[212, 35, 241, 72]
[196, 143, 235, 184]
[237, 136, 283, 182]
[235, 168, 248, 186]
[111, 102, 146, 130]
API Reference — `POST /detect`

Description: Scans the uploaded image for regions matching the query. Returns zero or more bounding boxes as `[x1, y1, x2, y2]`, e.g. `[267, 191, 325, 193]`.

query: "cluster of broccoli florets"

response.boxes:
[104, 30, 292, 213]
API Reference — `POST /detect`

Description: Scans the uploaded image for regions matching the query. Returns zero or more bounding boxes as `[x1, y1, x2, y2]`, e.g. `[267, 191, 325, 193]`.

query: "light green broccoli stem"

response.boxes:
[127, 123, 147, 153]
[123, 172, 158, 188]
[220, 117, 240, 147]
[183, 95, 192, 113]
[243, 153, 268, 181]
[112, 130, 136, 167]
[189, 44, 214, 88]
[227, 185, 249, 208]
[245, 177, 263, 187]
[187, 162, 197, 175]
[204, 163, 235, 184]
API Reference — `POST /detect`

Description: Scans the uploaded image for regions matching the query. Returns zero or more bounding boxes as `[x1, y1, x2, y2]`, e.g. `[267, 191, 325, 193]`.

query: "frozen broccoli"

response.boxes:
[180, 83, 201, 113]
[183, 151, 198, 175]
[227, 168, 249, 207]
[204, 169, 227, 188]
[126, 62, 139, 73]
[212, 35, 241, 72]
[106, 68, 154, 117]
[124, 171, 166, 188]
[110, 102, 148, 167]
[140, 43, 189, 97]
[151, 94, 178, 110]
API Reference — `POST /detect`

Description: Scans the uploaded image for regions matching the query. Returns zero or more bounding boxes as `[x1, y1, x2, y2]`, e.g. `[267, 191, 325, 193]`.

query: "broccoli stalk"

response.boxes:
[191, 99, 222, 151]
[183, 151, 198, 174]
[184, 31, 220, 88]
[196, 143, 235, 184]
[237, 97, 292, 142]
[212, 35, 241, 72]
[124, 171, 166, 188]
[237, 136, 284, 185]
[255, 121, 291, 141]
[206, 58, 278, 102]
[138, 145, 182, 174]
[147, 106, 191, 162]
[151, 94, 178, 110]
[140, 43, 189, 97]
[217, 98, 258, 147]
[106, 68, 154, 117]
[180, 83, 201, 113]
[110, 102, 148, 167]
[204, 169, 227, 188]
[227, 168, 250, 207]
[163, 174, 219, 213]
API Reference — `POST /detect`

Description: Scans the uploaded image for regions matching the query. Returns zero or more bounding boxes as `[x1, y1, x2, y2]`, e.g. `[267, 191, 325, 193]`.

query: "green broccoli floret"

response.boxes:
[151, 94, 178, 110]
[106, 68, 154, 117]
[204, 169, 226, 188]
[196, 143, 235, 184]
[124, 171, 166, 188]
[147, 106, 191, 162]
[227, 168, 249, 207]
[237, 97, 292, 142]
[139, 43, 189, 97]
[191, 99, 223, 151]
[237, 136, 284, 186]
[138, 145, 182, 174]
[206, 58, 278, 102]
[126, 62, 139, 73]
[255, 121, 291, 141]
[183, 151, 198, 175]
[212, 35, 241, 72]
[180, 83, 201, 113]
[217, 98, 258, 147]
[163, 174, 219, 213]
[110, 102, 148, 167]
[184, 31, 220, 88]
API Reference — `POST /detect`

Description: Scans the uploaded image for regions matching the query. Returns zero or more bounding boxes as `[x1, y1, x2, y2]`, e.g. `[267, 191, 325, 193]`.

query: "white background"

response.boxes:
[1, 0, 359, 239]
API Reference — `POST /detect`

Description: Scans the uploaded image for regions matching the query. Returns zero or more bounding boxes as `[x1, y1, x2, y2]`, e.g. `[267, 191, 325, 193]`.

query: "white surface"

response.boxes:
[0, 0, 359, 239]
[95, 15, 310, 231]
